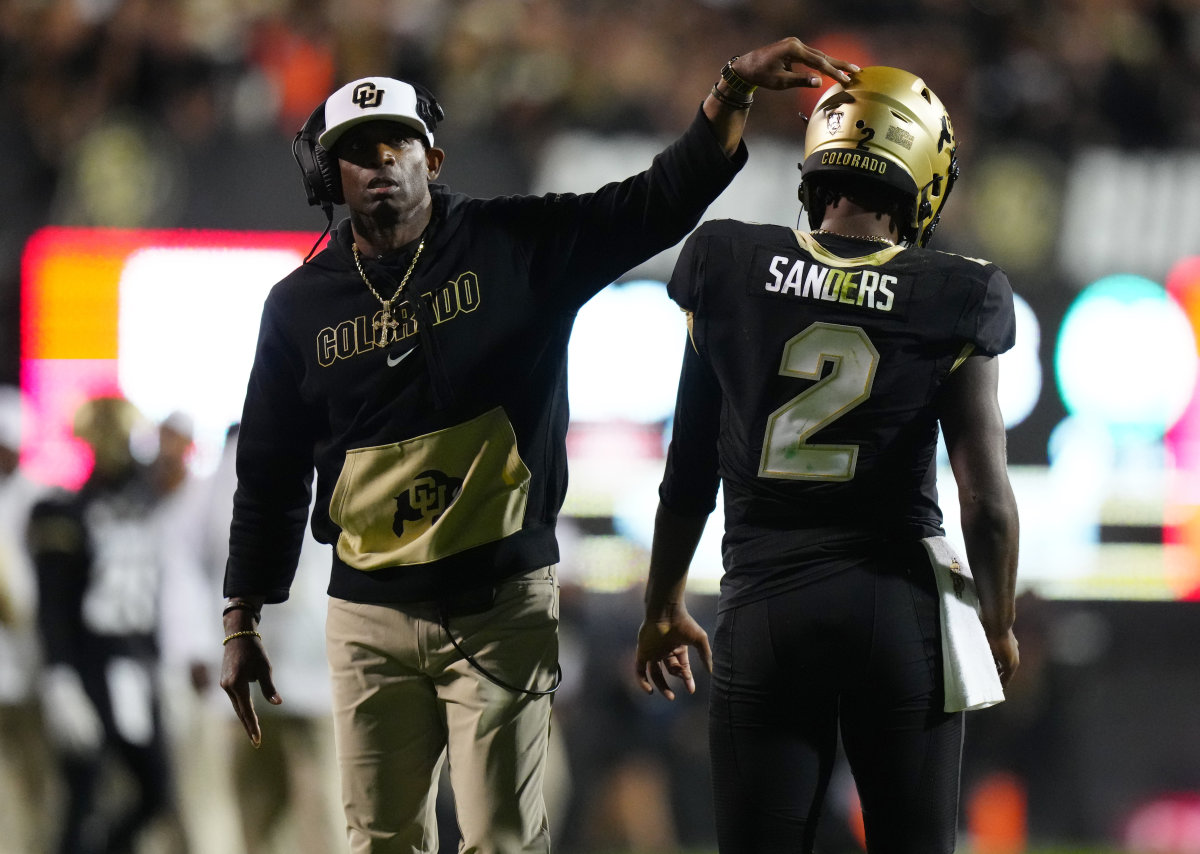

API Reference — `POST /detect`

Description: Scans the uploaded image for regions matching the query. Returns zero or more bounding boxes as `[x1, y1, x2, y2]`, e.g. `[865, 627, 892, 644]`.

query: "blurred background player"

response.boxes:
[29, 395, 190, 854]
[151, 410, 242, 853]
[0, 386, 52, 854]
[207, 424, 344, 854]
[635, 66, 1020, 853]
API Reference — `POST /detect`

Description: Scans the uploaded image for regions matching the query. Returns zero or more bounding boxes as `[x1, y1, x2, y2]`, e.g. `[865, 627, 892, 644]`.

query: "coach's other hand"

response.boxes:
[219, 598, 281, 747]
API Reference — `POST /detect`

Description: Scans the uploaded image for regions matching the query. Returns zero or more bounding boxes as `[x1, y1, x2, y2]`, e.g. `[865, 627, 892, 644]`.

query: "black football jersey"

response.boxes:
[660, 221, 1015, 606]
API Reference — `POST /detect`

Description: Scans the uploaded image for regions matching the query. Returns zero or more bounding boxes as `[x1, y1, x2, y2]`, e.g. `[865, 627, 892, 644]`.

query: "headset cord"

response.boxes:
[437, 606, 562, 697]
[302, 202, 334, 263]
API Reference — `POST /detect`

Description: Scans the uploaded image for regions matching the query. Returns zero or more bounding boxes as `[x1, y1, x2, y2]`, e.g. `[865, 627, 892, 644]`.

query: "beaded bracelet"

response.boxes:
[710, 85, 753, 110]
[223, 629, 262, 646]
[720, 56, 758, 97]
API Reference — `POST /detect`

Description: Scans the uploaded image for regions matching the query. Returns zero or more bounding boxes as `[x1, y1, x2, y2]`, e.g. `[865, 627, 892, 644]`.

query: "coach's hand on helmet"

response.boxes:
[732, 37, 860, 91]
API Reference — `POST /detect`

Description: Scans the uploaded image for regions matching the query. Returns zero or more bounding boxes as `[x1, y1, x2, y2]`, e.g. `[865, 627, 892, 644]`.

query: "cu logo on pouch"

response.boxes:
[949, 558, 966, 599]
[393, 470, 464, 537]
[352, 81, 385, 110]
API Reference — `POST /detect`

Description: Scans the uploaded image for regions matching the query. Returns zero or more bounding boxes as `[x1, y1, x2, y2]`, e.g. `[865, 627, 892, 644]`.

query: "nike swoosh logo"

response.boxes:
[387, 347, 417, 367]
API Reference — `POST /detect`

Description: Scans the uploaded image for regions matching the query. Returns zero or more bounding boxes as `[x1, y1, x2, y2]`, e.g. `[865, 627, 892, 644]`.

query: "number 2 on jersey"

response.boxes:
[758, 323, 879, 481]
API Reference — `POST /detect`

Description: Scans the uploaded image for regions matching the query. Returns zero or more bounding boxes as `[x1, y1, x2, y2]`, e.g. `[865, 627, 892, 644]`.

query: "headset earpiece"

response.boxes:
[292, 104, 343, 208]
[313, 143, 342, 206]
[292, 103, 338, 263]
[411, 83, 445, 133]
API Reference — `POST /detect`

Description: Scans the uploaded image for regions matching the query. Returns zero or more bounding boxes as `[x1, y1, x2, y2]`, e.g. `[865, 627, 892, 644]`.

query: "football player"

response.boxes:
[635, 67, 1020, 853]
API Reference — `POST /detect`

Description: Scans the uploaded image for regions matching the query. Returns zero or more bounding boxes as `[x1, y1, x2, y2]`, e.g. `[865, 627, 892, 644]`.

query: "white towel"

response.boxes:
[920, 536, 1005, 713]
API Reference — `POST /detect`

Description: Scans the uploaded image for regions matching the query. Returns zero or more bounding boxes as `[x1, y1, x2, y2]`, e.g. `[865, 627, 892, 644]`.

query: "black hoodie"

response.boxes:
[225, 107, 746, 605]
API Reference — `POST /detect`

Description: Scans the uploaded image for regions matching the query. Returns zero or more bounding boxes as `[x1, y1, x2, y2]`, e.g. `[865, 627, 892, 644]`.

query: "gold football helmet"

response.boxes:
[73, 395, 143, 474]
[799, 66, 958, 247]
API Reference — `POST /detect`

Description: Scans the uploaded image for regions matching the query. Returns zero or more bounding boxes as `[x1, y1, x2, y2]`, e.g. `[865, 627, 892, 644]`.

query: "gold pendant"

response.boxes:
[374, 309, 399, 347]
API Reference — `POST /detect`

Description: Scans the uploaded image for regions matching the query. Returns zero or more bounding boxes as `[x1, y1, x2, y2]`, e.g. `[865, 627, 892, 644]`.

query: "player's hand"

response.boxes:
[635, 607, 713, 701]
[220, 631, 281, 747]
[732, 37, 860, 90]
[988, 628, 1019, 687]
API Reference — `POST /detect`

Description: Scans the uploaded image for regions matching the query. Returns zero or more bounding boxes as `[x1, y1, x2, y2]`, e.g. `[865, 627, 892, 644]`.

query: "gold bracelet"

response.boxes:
[720, 56, 758, 97]
[223, 630, 262, 646]
[710, 84, 753, 109]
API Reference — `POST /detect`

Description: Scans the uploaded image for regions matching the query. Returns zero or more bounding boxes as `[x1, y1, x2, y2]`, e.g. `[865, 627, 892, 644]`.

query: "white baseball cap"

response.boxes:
[318, 77, 435, 151]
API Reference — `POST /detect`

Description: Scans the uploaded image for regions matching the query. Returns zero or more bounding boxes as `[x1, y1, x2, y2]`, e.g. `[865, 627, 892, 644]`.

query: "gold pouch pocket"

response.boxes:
[330, 407, 531, 570]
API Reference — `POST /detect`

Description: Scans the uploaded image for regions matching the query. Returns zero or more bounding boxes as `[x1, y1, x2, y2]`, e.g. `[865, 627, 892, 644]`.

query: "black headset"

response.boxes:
[292, 104, 343, 210]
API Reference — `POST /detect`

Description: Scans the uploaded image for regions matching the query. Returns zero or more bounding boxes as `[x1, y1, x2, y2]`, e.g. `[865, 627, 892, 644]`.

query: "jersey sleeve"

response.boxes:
[224, 293, 318, 603]
[28, 495, 89, 667]
[659, 338, 722, 517]
[666, 228, 707, 312]
[957, 267, 1017, 356]
[516, 110, 744, 308]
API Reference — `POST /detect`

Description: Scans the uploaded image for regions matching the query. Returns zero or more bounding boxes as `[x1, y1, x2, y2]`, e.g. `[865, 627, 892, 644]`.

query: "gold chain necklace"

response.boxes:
[810, 228, 895, 246]
[353, 239, 425, 347]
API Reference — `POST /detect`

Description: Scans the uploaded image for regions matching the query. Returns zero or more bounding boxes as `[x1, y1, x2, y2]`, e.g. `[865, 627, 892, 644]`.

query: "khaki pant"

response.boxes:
[327, 566, 559, 854]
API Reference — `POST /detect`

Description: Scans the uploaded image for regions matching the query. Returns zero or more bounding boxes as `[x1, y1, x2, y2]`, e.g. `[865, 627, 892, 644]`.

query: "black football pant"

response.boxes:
[56, 665, 174, 854]
[709, 548, 963, 853]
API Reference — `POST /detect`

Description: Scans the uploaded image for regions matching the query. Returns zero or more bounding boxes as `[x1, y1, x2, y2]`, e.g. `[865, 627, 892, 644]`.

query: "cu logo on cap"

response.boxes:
[352, 82, 385, 110]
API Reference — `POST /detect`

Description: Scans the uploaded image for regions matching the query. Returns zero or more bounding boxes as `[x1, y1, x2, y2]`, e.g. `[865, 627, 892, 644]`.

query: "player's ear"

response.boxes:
[426, 146, 445, 180]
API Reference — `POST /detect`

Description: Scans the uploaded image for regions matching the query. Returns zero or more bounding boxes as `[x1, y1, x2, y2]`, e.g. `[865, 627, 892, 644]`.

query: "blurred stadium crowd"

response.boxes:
[1, 0, 1198, 381]
[1, 1, 1200, 852]
[0, 0, 1196, 341]
[0, 0, 1197, 250]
